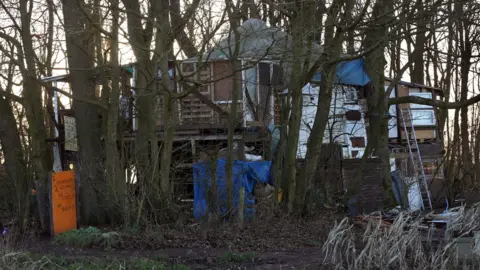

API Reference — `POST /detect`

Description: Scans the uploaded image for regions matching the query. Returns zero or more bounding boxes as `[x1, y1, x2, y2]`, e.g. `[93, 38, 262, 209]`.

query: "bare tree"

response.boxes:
[0, 0, 56, 231]
[0, 59, 29, 231]
[62, 0, 105, 224]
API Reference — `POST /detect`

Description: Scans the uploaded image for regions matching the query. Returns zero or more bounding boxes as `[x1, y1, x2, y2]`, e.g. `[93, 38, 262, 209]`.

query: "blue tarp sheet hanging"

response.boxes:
[311, 58, 371, 86]
[193, 159, 272, 220]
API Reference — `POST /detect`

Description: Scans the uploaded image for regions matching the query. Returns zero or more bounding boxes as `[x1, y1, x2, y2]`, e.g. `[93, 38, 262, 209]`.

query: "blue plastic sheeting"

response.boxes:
[311, 58, 371, 86]
[193, 159, 272, 220]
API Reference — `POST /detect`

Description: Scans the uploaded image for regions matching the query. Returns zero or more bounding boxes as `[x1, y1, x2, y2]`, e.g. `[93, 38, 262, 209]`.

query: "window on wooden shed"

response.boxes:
[182, 63, 195, 73]
[350, 137, 365, 147]
[411, 110, 435, 126]
[409, 92, 432, 109]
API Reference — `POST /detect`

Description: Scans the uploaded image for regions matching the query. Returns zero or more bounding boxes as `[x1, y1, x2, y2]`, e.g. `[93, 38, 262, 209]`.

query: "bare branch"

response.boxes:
[389, 94, 480, 109]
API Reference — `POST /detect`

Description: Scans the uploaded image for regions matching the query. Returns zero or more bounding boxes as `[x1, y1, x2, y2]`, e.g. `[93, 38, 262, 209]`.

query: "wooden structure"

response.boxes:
[179, 54, 284, 128]
[290, 78, 446, 204]
[385, 80, 445, 204]
[41, 60, 275, 200]
[386, 79, 443, 144]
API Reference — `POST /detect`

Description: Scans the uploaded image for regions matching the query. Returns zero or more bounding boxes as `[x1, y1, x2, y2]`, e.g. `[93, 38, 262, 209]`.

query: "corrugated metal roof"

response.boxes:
[386, 78, 443, 96]
[41, 74, 71, 83]
[40, 63, 136, 82]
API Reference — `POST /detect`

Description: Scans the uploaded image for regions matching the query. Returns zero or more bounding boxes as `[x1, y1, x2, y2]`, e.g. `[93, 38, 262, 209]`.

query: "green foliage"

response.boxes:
[219, 251, 258, 264]
[124, 225, 142, 236]
[54, 227, 124, 249]
[171, 264, 190, 270]
[54, 227, 101, 248]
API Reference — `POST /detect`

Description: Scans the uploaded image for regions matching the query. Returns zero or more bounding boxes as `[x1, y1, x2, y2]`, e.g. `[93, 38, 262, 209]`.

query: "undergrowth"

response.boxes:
[323, 207, 480, 269]
[54, 227, 124, 249]
[0, 252, 189, 270]
[219, 251, 258, 264]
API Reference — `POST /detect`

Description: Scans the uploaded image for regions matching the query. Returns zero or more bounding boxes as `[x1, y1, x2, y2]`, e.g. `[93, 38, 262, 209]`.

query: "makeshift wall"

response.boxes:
[314, 144, 343, 193]
[343, 159, 384, 214]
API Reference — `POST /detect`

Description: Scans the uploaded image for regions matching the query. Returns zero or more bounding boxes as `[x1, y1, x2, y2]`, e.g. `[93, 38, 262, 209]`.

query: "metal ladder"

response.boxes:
[400, 108, 433, 211]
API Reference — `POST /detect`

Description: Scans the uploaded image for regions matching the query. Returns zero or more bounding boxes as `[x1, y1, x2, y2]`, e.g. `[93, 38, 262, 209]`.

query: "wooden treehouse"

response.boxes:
[41, 58, 282, 200]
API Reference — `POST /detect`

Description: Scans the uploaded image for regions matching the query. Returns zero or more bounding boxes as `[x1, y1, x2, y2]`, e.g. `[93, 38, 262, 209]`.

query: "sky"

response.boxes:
[0, 0, 473, 133]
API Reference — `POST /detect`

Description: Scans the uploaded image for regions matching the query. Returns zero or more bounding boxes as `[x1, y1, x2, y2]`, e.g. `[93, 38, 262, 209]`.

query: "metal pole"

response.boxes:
[53, 81, 59, 138]
[52, 81, 62, 171]
[132, 66, 137, 131]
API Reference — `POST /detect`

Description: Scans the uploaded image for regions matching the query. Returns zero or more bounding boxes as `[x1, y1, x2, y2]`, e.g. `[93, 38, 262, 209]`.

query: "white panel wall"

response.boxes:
[297, 84, 319, 159]
[295, 84, 370, 159]
[387, 85, 399, 138]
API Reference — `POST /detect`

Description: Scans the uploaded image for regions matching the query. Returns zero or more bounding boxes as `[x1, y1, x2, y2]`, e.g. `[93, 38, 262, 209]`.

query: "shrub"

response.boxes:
[54, 227, 124, 249]
[220, 251, 258, 264]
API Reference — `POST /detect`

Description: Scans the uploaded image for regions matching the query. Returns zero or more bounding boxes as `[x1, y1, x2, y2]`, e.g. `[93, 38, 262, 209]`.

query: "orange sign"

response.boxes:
[50, 171, 77, 235]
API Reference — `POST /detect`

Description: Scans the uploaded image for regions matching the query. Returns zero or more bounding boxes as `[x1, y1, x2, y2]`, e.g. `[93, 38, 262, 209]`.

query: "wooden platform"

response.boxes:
[389, 138, 438, 144]
[122, 124, 265, 142]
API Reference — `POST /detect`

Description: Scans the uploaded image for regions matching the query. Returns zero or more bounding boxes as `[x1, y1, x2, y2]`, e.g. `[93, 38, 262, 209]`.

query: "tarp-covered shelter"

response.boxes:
[311, 58, 371, 87]
[193, 159, 272, 220]
[185, 19, 323, 63]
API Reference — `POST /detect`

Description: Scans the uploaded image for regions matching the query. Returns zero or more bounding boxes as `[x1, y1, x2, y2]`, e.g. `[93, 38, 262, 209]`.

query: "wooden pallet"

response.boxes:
[390, 147, 407, 153]
[389, 138, 400, 144]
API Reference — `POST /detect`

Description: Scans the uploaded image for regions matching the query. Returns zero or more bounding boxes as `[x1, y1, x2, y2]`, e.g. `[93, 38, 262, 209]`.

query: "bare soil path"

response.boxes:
[24, 237, 325, 269]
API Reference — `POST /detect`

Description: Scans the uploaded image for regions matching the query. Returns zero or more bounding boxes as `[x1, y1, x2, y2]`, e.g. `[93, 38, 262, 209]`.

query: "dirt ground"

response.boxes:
[26, 244, 326, 269]
[7, 212, 340, 269]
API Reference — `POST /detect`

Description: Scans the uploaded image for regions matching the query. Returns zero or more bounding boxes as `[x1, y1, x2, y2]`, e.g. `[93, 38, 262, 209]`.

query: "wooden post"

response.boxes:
[238, 187, 245, 229]
[191, 138, 196, 163]
[237, 132, 246, 161]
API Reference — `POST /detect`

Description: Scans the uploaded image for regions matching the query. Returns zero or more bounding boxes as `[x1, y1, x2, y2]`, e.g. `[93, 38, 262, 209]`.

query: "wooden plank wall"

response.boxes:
[213, 61, 234, 101]
[394, 84, 437, 141]
[178, 62, 214, 125]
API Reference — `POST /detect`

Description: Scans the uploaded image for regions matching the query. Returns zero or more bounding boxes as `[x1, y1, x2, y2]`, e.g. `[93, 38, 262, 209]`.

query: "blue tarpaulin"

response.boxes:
[311, 58, 371, 86]
[193, 159, 272, 220]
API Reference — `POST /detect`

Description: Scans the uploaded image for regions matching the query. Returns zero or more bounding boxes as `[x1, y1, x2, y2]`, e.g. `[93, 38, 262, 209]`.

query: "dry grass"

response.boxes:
[322, 206, 480, 270]
[445, 203, 480, 239]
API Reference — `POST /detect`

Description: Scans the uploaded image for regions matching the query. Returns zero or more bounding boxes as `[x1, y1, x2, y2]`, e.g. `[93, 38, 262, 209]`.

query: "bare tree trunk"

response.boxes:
[293, 0, 343, 213]
[283, 46, 304, 212]
[438, 2, 454, 139]
[42, 0, 56, 177]
[225, 0, 241, 219]
[19, 0, 50, 199]
[104, 0, 125, 223]
[475, 75, 480, 184]
[155, 0, 178, 216]
[170, 0, 198, 58]
[62, 0, 105, 224]
[456, 2, 474, 186]
[122, 0, 200, 222]
[122, 0, 158, 222]
[411, 0, 426, 84]
[274, 92, 288, 205]
[0, 66, 30, 231]
[282, 0, 320, 212]
[445, 63, 461, 198]
[361, 0, 395, 205]
[345, 0, 355, 55]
